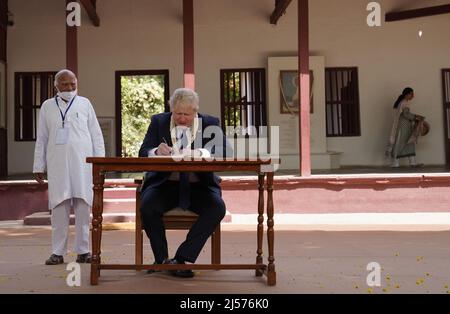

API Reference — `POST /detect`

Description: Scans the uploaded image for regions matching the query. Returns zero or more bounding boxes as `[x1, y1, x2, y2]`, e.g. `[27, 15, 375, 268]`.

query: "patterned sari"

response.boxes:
[385, 100, 417, 160]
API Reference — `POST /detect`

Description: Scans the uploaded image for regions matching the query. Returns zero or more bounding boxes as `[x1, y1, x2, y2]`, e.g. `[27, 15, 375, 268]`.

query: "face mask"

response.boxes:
[57, 89, 77, 101]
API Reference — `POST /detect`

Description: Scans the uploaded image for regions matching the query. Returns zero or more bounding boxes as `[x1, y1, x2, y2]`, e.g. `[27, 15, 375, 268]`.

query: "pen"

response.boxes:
[162, 137, 173, 155]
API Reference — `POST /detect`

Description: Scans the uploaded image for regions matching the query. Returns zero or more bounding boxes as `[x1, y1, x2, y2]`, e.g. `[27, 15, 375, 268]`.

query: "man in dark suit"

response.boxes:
[138, 88, 229, 278]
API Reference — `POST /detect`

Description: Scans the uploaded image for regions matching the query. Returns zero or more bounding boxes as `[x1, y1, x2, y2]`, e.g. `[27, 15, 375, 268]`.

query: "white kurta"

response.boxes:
[33, 96, 105, 209]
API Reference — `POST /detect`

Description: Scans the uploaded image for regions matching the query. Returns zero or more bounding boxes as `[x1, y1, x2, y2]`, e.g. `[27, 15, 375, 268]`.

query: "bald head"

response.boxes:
[54, 69, 77, 93]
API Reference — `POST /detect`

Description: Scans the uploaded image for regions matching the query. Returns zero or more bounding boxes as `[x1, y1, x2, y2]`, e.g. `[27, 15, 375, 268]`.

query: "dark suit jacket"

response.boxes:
[138, 112, 230, 194]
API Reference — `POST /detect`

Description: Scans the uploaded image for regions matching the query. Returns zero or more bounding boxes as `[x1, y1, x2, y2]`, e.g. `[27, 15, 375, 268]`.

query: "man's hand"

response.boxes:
[156, 143, 172, 156]
[34, 173, 46, 184]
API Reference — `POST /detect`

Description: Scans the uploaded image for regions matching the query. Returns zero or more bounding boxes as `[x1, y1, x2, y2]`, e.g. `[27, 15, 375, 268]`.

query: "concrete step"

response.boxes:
[23, 211, 232, 226]
[23, 212, 56, 226]
[23, 212, 136, 226]
[103, 198, 135, 213]
[104, 188, 136, 199]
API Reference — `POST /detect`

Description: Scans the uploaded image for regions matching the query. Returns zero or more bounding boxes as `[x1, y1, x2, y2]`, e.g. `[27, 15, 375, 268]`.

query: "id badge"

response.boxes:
[55, 127, 69, 145]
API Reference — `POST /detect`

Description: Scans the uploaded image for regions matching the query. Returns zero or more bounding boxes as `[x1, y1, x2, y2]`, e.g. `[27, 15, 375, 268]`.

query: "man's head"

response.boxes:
[169, 88, 199, 127]
[54, 69, 77, 101]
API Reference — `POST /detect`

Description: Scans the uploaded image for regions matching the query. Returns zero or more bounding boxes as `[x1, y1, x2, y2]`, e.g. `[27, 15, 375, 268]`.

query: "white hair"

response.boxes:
[169, 88, 199, 111]
[54, 69, 77, 87]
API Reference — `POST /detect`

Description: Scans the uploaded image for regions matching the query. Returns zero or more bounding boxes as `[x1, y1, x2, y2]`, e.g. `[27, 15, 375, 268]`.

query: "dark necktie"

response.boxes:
[178, 129, 190, 210]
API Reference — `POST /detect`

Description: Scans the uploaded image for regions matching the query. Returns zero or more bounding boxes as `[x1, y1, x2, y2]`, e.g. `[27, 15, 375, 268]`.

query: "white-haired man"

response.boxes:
[33, 69, 105, 265]
[139, 88, 231, 278]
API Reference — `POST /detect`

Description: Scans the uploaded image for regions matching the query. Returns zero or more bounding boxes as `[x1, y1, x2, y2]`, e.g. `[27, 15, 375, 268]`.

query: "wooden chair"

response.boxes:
[134, 178, 221, 268]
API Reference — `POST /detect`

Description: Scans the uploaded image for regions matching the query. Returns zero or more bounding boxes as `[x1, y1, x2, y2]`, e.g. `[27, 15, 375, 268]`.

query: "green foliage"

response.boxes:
[121, 75, 165, 157]
[224, 72, 242, 134]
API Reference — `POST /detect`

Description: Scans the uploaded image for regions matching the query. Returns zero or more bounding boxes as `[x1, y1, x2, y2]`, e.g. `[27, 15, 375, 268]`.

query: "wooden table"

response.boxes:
[86, 157, 278, 286]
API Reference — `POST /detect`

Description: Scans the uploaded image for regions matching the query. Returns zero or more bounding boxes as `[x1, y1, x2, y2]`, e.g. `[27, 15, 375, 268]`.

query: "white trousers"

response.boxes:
[51, 198, 90, 256]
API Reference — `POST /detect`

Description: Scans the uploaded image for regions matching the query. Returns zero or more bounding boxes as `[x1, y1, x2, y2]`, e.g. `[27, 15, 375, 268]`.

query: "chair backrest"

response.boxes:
[134, 175, 221, 265]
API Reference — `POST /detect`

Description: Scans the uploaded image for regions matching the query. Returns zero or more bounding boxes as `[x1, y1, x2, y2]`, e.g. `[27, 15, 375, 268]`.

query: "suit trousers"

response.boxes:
[51, 198, 90, 256]
[140, 181, 226, 264]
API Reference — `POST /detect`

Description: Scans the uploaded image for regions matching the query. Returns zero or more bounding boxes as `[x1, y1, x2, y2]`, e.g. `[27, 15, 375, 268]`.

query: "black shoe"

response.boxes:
[76, 253, 92, 263]
[146, 260, 164, 274]
[163, 258, 195, 278]
[45, 254, 64, 265]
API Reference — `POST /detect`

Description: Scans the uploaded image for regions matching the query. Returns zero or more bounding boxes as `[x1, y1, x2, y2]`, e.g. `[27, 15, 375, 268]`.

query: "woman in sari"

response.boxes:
[385, 87, 424, 168]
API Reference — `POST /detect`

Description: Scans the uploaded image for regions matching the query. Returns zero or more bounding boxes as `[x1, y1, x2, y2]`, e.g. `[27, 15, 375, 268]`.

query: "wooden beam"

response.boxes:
[79, 0, 100, 27]
[183, 0, 195, 90]
[0, 129, 7, 177]
[386, 4, 450, 22]
[0, 0, 7, 177]
[0, 0, 7, 63]
[270, 0, 293, 25]
[298, 0, 311, 177]
[66, 0, 78, 76]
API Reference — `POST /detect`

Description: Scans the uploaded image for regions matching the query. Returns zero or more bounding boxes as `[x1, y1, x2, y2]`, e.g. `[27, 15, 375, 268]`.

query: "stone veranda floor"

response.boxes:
[0, 225, 449, 294]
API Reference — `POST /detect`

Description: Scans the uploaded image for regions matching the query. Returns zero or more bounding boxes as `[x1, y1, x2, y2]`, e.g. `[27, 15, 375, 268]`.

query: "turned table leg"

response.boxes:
[255, 173, 265, 277]
[90, 166, 104, 285]
[266, 172, 276, 286]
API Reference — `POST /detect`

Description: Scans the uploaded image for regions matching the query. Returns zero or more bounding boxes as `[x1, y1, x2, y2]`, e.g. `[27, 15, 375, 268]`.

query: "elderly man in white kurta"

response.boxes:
[33, 69, 105, 265]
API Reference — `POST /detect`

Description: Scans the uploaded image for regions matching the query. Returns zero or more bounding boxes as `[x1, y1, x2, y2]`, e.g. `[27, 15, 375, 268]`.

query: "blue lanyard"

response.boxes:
[55, 95, 76, 128]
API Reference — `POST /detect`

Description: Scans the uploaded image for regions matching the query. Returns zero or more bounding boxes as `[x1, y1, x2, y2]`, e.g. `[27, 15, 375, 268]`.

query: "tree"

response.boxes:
[121, 75, 165, 157]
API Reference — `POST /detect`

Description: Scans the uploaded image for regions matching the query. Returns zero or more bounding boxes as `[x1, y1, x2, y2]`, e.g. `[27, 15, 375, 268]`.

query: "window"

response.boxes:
[15, 72, 57, 141]
[220, 68, 267, 135]
[325, 67, 361, 137]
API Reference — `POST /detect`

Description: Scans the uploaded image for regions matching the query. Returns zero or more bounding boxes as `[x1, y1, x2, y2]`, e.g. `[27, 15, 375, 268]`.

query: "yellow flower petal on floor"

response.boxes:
[416, 279, 425, 285]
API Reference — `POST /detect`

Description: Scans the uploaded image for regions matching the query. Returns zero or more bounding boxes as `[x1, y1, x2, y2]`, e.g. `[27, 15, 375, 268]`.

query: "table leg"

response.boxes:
[90, 166, 104, 285]
[266, 172, 276, 286]
[255, 173, 265, 277]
